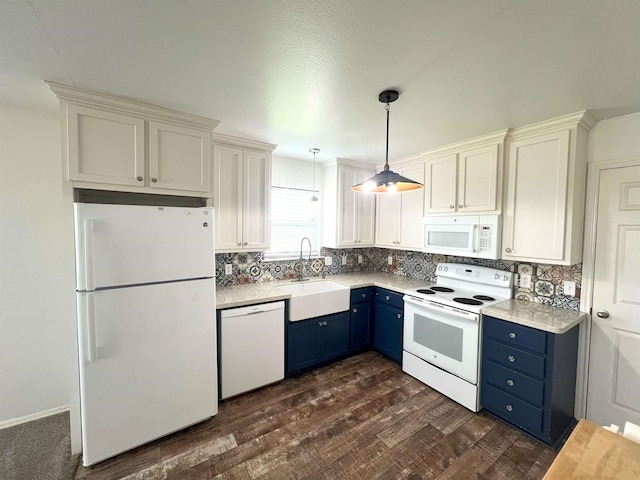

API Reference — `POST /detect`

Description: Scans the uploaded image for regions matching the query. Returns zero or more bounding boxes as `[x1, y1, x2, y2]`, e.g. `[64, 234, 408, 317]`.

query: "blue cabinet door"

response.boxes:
[322, 312, 350, 362]
[373, 300, 403, 365]
[287, 318, 321, 375]
[350, 299, 372, 352]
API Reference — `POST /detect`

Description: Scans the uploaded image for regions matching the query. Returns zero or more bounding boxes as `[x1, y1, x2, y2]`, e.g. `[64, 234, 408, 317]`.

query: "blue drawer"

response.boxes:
[485, 339, 546, 380]
[483, 360, 545, 407]
[482, 384, 543, 435]
[351, 287, 374, 304]
[375, 288, 403, 309]
[484, 316, 547, 354]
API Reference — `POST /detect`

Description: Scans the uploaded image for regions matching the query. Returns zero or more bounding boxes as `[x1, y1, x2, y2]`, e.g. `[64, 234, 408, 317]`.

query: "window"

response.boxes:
[265, 186, 320, 259]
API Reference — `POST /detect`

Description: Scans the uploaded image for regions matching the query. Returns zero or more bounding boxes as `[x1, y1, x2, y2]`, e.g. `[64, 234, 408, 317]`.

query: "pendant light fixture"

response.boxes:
[352, 90, 424, 193]
[309, 147, 319, 202]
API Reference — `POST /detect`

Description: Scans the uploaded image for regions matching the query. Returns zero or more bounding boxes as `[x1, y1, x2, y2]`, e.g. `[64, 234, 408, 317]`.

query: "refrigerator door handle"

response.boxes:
[84, 294, 98, 363]
[83, 219, 95, 292]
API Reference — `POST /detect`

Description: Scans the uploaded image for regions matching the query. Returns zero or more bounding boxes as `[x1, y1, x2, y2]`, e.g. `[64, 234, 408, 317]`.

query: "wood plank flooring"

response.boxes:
[74, 351, 557, 480]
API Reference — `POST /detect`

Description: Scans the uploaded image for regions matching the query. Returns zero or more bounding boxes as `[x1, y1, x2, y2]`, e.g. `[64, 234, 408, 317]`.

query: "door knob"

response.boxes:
[596, 310, 610, 318]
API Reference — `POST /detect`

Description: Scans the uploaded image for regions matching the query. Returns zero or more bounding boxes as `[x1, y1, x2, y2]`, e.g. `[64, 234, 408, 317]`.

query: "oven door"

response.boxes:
[403, 295, 480, 384]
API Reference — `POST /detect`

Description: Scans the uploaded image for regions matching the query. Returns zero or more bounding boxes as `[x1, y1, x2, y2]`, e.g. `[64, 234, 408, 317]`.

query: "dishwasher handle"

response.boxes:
[220, 301, 285, 319]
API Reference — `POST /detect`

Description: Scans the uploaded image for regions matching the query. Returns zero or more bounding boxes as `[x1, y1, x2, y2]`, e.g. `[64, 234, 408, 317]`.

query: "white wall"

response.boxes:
[0, 106, 72, 423]
[588, 111, 640, 162]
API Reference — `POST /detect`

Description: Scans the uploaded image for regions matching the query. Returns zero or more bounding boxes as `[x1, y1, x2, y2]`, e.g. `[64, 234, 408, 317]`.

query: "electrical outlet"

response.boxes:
[225, 264, 232, 275]
[341, 255, 347, 266]
[387, 255, 393, 265]
[520, 273, 532, 289]
[563, 281, 576, 296]
[357, 254, 363, 264]
[325, 256, 333, 266]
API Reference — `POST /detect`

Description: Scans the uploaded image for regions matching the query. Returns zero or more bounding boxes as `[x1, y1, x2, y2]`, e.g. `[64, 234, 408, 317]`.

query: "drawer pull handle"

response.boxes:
[506, 404, 513, 412]
[507, 379, 514, 387]
[509, 332, 516, 339]
[508, 355, 516, 363]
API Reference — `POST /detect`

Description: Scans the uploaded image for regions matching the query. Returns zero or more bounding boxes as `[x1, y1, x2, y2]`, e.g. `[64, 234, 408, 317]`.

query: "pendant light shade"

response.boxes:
[352, 90, 424, 193]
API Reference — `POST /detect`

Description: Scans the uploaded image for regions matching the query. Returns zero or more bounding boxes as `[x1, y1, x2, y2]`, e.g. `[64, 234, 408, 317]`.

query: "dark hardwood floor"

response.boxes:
[74, 351, 557, 479]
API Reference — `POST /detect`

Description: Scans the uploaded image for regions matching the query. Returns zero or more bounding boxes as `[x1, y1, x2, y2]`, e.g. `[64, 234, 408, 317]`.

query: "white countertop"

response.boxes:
[216, 273, 427, 309]
[482, 299, 588, 334]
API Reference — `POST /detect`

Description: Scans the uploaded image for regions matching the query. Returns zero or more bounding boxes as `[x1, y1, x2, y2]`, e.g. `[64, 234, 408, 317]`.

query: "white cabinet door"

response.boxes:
[213, 145, 243, 251]
[67, 104, 145, 186]
[457, 144, 498, 212]
[243, 149, 270, 250]
[376, 192, 401, 248]
[502, 130, 570, 262]
[337, 168, 375, 246]
[355, 169, 376, 246]
[424, 154, 457, 214]
[148, 121, 211, 193]
[398, 163, 425, 249]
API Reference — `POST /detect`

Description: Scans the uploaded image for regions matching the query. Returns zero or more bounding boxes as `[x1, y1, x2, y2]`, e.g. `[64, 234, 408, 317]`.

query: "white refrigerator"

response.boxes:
[73, 203, 218, 466]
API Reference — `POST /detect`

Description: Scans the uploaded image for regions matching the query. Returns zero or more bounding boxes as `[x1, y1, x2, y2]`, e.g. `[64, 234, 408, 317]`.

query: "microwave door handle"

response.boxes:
[471, 224, 478, 252]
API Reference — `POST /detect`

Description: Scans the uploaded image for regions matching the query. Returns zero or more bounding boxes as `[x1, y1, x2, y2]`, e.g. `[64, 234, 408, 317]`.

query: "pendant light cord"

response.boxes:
[384, 101, 390, 171]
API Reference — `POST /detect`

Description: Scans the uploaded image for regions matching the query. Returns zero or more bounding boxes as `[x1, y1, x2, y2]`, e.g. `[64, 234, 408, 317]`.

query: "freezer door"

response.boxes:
[74, 203, 214, 290]
[76, 278, 217, 466]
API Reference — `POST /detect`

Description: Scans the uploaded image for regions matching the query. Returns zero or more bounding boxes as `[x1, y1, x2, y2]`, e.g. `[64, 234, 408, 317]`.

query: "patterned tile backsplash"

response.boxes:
[215, 248, 582, 311]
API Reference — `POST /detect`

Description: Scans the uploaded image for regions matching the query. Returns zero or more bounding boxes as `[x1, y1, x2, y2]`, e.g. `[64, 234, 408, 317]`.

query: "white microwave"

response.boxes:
[422, 215, 501, 259]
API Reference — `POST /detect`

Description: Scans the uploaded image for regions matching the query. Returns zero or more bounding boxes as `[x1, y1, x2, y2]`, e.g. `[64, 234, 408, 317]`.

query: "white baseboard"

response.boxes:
[0, 405, 69, 430]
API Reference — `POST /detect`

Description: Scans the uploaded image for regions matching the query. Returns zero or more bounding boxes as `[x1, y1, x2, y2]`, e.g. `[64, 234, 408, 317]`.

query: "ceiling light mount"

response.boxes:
[352, 89, 424, 193]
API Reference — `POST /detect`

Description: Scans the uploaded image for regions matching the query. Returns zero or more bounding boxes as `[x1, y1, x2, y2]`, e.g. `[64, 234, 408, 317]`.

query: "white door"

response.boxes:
[77, 279, 217, 465]
[586, 164, 640, 427]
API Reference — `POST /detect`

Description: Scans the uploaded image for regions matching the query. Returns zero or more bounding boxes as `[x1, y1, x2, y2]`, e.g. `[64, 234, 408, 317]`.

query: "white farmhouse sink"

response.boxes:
[278, 280, 350, 321]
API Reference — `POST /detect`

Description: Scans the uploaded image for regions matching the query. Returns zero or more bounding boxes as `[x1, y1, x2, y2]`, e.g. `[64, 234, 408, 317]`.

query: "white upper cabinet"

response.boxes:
[48, 82, 218, 197]
[323, 159, 375, 248]
[375, 161, 426, 250]
[502, 111, 596, 265]
[213, 137, 275, 252]
[424, 132, 506, 215]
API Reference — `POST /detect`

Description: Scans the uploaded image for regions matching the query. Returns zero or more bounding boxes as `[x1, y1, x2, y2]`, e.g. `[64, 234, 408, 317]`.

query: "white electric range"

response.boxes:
[402, 263, 513, 411]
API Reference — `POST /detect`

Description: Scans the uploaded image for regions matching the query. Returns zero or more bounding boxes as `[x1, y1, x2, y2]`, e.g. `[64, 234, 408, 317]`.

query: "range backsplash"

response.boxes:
[215, 248, 582, 311]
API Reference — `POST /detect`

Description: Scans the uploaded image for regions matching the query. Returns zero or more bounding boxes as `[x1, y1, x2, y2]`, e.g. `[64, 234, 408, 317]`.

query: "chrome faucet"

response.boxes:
[296, 236, 312, 281]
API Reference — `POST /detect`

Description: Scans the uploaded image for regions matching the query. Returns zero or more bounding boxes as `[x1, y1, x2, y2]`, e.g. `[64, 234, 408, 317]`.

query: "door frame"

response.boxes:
[579, 155, 640, 419]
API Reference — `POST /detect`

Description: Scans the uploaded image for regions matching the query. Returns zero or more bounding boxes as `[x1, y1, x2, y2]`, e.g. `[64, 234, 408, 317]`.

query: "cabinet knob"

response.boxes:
[505, 248, 512, 253]
[352, 308, 357, 313]
[243, 242, 248, 246]
[507, 379, 514, 387]
[449, 205, 455, 209]
[509, 332, 517, 339]
[323, 321, 328, 326]
[505, 404, 513, 412]
[508, 355, 516, 363]
[361, 293, 366, 298]
[151, 177, 158, 183]
[458, 204, 463, 208]
[397, 313, 402, 319]
[237, 242, 242, 246]
[136, 176, 143, 182]
[385, 296, 390, 301]
[318, 321, 323, 327]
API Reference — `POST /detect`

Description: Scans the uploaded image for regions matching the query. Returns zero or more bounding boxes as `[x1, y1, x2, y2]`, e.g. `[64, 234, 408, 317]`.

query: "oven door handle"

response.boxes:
[403, 295, 479, 322]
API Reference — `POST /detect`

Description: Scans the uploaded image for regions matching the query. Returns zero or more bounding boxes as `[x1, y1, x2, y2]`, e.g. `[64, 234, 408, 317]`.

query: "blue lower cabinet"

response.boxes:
[286, 311, 350, 376]
[372, 288, 404, 365]
[350, 287, 374, 353]
[480, 315, 579, 447]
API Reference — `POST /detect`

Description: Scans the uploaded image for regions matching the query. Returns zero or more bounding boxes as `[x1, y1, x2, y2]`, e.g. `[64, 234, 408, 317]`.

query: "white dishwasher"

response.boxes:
[219, 301, 285, 399]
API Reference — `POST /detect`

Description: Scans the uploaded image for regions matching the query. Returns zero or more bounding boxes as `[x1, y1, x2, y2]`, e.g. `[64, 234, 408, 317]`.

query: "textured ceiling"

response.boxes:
[1, 0, 639, 164]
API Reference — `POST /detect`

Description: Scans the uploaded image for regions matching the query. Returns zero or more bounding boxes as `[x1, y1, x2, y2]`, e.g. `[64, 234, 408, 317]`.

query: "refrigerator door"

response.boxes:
[77, 278, 217, 466]
[74, 203, 214, 291]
